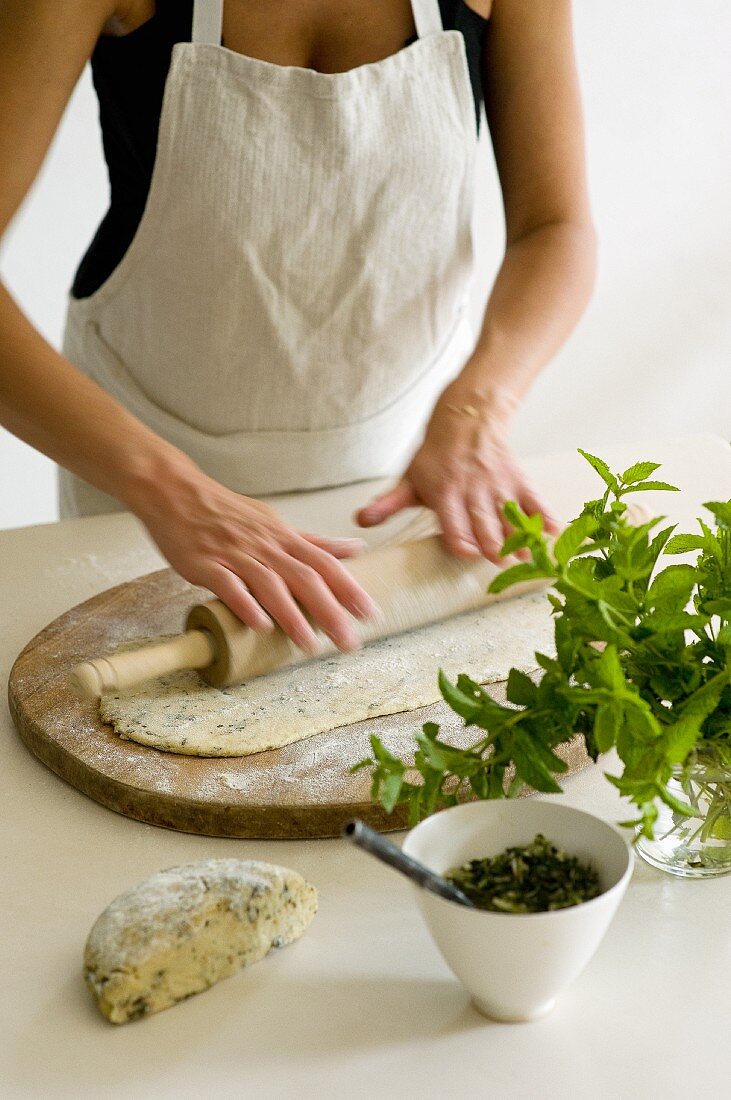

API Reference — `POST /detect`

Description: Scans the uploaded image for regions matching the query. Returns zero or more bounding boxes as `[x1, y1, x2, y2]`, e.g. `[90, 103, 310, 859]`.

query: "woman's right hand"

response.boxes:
[129, 457, 380, 656]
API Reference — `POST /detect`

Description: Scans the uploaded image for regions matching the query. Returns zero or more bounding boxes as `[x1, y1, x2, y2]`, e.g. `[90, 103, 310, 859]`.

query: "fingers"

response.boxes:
[202, 564, 275, 633]
[437, 489, 481, 559]
[234, 557, 323, 656]
[292, 538, 381, 622]
[213, 526, 377, 653]
[439, 482, 542, 563]
[301, 533, 367, 559]
[466, 491, 505, 562]
[142, 474, 378, 655]
[356, 481, 417, 527]
[228, 538, 373, 653]
[267, 549, 362, 651]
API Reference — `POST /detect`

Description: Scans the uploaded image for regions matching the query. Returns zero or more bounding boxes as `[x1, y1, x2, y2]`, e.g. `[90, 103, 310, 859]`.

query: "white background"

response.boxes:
[1, 1, 730, 529]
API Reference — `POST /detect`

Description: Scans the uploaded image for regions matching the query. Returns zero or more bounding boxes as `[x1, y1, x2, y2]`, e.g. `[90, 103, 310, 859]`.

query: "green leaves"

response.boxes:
[489, 500, 556, 591]
[622, 481, 679, 494]
[577, 452, 679, 497]
[618, 459, 679, 495]
[621, 461, 662, 484]
[646, 564, 697, 612]
[665, 673, 729, 765]
[511, 730, 567, 793]
[488, 561, 550, 595]
[506, 668, 538, 706]
[553, 513, 597, 566]
[590, 645, 626, 692]
[578, 449, 619, 493]
[666, 534, 706, 555]
[704, 501, 731, 528]
[594, 703, 622, 754]
[380, 771, 405, 813]
[437, 668, 480, 722]
[363, 454, 730, 844]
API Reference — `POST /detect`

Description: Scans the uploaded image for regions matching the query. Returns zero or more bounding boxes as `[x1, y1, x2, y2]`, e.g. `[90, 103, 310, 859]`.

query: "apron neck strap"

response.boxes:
[191, 1, 443, 47]
[411, 0, 444, 37]
[192, 0, 224, 45]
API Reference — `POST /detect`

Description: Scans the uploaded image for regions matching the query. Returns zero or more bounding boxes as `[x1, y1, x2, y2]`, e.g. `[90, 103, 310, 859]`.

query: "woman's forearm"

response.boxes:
[455, 219, 597, 419]
[0, 279, 196, 510]
[0, 278, 375, 649]
[358, 220, 594, 554]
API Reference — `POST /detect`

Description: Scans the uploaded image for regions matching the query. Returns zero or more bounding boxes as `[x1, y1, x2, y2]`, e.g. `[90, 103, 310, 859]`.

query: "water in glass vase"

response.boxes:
[635, 748, 731, 877]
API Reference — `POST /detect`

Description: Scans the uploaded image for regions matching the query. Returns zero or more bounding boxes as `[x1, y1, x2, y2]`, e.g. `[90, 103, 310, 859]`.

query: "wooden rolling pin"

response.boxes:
[69, 534, 538, 699]
[69, 502, 650, 700]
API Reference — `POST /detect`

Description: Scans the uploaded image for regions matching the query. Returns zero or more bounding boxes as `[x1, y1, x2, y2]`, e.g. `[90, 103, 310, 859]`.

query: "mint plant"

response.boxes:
[357, 452, 731, 841]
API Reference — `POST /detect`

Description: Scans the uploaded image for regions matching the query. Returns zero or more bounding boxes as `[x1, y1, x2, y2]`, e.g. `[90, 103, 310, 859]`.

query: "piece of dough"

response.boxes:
[84, 859, 317, 1024]
[100, 589, 554, 757]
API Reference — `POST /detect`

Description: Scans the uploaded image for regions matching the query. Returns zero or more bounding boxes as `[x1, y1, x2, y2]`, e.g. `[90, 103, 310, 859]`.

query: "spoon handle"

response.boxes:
[342, 819, 474, 908]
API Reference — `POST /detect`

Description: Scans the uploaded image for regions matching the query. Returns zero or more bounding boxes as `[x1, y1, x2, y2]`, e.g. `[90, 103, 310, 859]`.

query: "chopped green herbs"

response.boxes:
[356, 451, 731, 839]
[446, 834, 601, 913]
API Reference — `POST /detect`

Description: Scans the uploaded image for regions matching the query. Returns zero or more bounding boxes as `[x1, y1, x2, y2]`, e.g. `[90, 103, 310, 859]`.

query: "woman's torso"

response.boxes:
[72, 0, 488, 298]
[61, 0, 483, 506]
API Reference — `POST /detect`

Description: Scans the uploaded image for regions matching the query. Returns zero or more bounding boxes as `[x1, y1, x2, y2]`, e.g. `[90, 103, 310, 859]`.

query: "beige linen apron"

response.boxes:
[59, 0, 478, 518]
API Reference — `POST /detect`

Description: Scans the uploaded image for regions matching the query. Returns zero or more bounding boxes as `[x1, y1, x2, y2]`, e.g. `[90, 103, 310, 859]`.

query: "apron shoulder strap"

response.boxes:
[192, 0, 224, 45]
[410, 0, 445, 37]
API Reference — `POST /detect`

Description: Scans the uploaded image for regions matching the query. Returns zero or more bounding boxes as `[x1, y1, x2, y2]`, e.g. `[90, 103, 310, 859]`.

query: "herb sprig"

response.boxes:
[356, 452, 731, 838]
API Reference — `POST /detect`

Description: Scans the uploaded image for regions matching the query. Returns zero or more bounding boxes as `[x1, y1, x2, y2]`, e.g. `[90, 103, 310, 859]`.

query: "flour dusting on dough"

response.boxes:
[100, 590, 553, 758]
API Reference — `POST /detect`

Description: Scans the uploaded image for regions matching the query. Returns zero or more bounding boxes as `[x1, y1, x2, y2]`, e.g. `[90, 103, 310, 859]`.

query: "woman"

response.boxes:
[0, 0, 595, 654]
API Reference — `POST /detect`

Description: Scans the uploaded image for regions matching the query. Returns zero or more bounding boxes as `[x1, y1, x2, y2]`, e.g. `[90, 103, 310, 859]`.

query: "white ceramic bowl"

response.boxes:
[402, 799, 633, 1022]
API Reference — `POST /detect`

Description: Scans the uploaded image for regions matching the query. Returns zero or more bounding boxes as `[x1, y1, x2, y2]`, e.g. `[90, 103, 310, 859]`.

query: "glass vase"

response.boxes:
[635, 747, 731, 877]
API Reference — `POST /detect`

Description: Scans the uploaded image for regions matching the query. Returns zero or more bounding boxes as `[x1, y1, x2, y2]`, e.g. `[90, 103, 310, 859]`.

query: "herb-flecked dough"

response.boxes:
[99, 591, 553, 757]
[83, 859, 317, 1024]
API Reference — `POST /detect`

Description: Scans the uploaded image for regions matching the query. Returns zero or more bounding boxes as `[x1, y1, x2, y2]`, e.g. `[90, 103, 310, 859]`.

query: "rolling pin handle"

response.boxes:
[68, 628, 217, 701]
[68, 659, 112, 700]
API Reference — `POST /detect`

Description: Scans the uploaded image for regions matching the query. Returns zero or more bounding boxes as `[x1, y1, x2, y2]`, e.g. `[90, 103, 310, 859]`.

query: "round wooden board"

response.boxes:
[8, 569, 591, 839]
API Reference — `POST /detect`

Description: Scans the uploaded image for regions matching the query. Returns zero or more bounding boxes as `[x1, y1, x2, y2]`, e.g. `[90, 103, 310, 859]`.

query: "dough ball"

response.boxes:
[84, 859, 317, 1024]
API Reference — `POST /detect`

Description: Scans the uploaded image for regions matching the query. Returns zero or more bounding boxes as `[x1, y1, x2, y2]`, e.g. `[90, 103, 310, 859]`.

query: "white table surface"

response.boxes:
[2, 435, 730, 1100]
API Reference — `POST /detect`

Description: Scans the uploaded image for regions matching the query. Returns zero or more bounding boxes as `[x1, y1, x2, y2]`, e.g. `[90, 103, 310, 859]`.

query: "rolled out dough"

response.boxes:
[100, 589, 554, 757]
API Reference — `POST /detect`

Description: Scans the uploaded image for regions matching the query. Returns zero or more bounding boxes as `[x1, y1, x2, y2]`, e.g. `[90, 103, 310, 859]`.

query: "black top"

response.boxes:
[72, 1, 488, 299]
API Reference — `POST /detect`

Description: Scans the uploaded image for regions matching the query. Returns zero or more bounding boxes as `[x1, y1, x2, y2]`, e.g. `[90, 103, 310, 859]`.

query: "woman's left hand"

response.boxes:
[356, 379, 560, 562]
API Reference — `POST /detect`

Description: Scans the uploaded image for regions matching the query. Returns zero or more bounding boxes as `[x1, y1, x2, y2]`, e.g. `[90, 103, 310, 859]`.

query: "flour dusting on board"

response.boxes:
[100, 590, 555, 762]
[210, 711, 475, 801]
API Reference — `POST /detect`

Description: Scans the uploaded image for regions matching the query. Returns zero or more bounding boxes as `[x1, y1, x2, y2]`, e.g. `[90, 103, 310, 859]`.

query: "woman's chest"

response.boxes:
[119, 0, 427, 72]
[221, 0, 419, 73]
[119, 1, 493, 72]
[119, 1, 491, 73]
